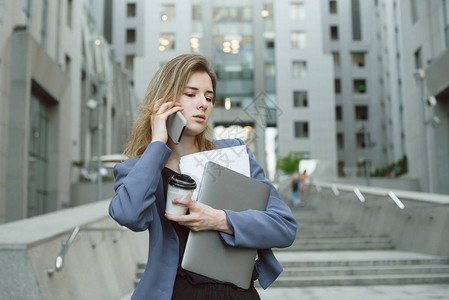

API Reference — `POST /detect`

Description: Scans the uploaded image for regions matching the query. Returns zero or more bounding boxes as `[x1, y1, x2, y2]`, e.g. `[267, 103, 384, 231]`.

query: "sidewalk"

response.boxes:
[119, 284, 449, 300]
[257, 284, 449, 300]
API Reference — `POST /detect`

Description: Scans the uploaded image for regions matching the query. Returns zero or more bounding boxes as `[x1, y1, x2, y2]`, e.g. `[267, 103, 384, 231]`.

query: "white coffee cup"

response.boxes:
[166, 174, 197, 215]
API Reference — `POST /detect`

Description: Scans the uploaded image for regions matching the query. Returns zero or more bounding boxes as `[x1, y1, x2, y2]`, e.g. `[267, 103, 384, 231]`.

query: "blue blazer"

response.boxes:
[109, 139, 297, 300]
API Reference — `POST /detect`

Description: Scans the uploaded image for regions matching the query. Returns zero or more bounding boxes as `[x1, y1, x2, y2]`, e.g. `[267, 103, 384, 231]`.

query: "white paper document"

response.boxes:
[179, 145, 250, 200]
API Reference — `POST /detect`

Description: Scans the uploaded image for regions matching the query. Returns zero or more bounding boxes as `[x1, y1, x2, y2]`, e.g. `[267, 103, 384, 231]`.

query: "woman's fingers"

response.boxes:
[164, 200, 224, 232]
[154, 101, 182, 116]
[171, 197, 196, 207]
[150, 102, 183, 143]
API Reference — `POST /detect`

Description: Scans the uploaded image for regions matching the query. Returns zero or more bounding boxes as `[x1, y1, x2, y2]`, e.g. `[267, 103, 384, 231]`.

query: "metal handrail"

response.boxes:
[388, 191, 405, 209]
[47, 226, 127, 276]
[313, 182, 408, 209]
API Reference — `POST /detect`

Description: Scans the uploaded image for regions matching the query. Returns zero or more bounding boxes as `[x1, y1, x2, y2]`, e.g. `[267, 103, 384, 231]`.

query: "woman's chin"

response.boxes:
[183, 126, 207, 137]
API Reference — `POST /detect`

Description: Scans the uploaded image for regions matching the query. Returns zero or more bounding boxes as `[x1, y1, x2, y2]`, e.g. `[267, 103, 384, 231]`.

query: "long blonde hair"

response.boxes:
[124, 54, 217, 158]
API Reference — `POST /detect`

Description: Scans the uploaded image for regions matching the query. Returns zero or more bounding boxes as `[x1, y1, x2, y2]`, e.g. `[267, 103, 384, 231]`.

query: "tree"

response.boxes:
[277, 152, 302, 174]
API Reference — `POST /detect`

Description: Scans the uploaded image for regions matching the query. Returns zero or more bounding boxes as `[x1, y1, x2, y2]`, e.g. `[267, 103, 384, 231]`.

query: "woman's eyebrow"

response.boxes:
[185, 86, 214, 94]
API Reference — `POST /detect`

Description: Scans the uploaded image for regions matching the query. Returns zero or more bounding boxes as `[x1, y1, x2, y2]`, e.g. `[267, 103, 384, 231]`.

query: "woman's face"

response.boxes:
[176, 71, 214, 137]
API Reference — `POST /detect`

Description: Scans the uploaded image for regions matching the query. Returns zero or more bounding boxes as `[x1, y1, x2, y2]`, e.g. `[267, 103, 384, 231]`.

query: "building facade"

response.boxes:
[0, 0, 137, 223]
[398, 0, 449, 193]
[320, 0, 449, 193]
[93, 0, 338, 177]
[275, 1, 337, 176]
[321, 0, 391, 178]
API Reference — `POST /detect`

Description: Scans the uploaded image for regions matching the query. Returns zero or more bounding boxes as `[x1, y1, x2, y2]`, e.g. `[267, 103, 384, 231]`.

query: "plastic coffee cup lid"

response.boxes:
[168, 174, 197, 190]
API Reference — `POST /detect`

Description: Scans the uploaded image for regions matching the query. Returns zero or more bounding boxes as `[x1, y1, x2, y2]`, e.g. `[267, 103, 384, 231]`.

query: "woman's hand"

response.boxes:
[165, 198, 233, 235]
[151, 101, 183, 144]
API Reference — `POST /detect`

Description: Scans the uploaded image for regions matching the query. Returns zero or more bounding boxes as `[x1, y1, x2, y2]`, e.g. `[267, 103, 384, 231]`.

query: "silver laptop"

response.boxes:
[181, 161, 270, 289]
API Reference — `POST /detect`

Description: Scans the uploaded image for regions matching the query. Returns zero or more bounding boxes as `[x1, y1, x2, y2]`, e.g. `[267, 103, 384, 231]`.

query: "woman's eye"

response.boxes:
[206, 97, 213, 102]
[185, 93, 195, 97]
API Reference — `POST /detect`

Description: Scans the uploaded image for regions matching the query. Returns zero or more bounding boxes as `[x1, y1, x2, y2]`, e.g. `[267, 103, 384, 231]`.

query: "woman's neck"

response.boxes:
[166, 135, 199, 172]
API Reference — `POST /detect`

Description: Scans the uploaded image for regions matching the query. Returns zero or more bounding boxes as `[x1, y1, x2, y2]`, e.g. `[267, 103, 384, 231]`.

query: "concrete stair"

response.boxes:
[269, 203, 449, 287]
[284, 205, 395, 252]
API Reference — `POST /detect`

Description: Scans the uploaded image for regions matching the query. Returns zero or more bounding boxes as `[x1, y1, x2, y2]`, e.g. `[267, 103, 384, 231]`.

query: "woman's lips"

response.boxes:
[193, 115, 206, 122]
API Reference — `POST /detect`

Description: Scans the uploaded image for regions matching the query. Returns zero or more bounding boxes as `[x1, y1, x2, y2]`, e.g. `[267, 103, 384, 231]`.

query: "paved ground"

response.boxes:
[274, 249, 448, 262]
[119, 284, 449, 300]
[256, 285, 449, 300]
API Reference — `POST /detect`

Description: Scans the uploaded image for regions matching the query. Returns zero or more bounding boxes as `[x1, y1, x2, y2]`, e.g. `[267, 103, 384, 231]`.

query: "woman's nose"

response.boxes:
[197, 94, 209, 109]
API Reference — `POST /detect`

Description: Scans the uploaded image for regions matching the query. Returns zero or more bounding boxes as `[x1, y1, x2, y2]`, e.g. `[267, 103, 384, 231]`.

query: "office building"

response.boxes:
[0, 0, 137, 223]
[95, 0, 338, 176]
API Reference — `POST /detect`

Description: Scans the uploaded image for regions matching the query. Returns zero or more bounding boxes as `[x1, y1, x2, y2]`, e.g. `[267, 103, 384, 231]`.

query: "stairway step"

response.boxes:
[296, 233, 389, 239]
[268, 273, 449, 287]
[274, 251, 449, 268]
[137, 262, 147, 270]
[279, 243, 395, 251]
[294, 237, 392, 244]
[298, 224, 356, 231]
[280, 265, 449, 277]
[279, 258, 449, 268]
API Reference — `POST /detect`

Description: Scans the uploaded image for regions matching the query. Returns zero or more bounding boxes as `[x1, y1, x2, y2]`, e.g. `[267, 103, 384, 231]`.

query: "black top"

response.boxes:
[162, 167, 258, 286]
[162, 167, 222, 285]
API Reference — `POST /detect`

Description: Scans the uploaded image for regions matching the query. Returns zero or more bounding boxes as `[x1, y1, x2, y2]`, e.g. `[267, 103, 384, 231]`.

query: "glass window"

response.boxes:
[335, 79, 341, 93]
[337, 133, 344, 149]
[214, 64, 253, 80]
[338, 161, 345, 177]
[213, 7, 251, 22]
[294, 122, 309, 138]
[330, 26, 339, 40]
[292, 61, 307, 78]
[213, 8, 228, 22]
[262, 3, 273, 20]
[125, 55, 134, 70]
[414, 47, 422, 69]
[265, 62, 276, 78]
[290, 3, 305, 20]
[355, 105, 368, 120]
[291, 31, 306, 49]
[159, 33, 175, 51]
[265, 38, 275, 49]
[293, 91, 308, 107]
[41, 0, 48, 46]
[353, 79, 366, 93]
[65, 54, 71, 75]
[28, 93, 51, 217]
[444, 0, 449, 48]
[67, 0, 73, 28]
[126, 29, 136, 43]
[329, 0, 337, 14]
[127, 3, 136, 17]
[214, 35, 251, 55]
[351, 52, 365, 67]
[190, 36, 201, 53]
[238, 7, 252, 22]
[351, 0, 362, 40]
[356, 133, 366, 148]
[192, 5, 202, 21]
[410, 0, 418, 24]
[161, 4, 175, 21]
[333, 52, 340, 67]
[336, 105, 342, 120]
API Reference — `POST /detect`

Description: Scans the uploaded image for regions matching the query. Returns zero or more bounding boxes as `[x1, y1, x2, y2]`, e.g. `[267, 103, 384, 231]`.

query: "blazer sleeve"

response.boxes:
[109, 141, 172, 232]
[219, 139, 297, 249]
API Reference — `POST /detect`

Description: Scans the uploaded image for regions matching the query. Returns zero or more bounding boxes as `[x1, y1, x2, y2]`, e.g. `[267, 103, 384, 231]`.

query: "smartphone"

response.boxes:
[166, 111, 187, 144]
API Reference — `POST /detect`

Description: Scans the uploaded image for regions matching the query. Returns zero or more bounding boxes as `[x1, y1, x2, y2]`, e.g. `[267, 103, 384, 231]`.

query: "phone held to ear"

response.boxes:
[167, 111, 187, 144]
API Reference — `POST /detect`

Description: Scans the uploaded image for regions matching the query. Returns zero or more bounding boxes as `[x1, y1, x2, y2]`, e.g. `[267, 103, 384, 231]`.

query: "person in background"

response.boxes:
[290, 172, 300, 207]
[299, 170, 311, 204]
[108, 54, 297, 300]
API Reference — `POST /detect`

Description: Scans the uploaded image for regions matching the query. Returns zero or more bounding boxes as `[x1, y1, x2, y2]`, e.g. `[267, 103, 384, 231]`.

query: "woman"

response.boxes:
[290, 172, 300, 207]
[109, 54, 297, 300]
